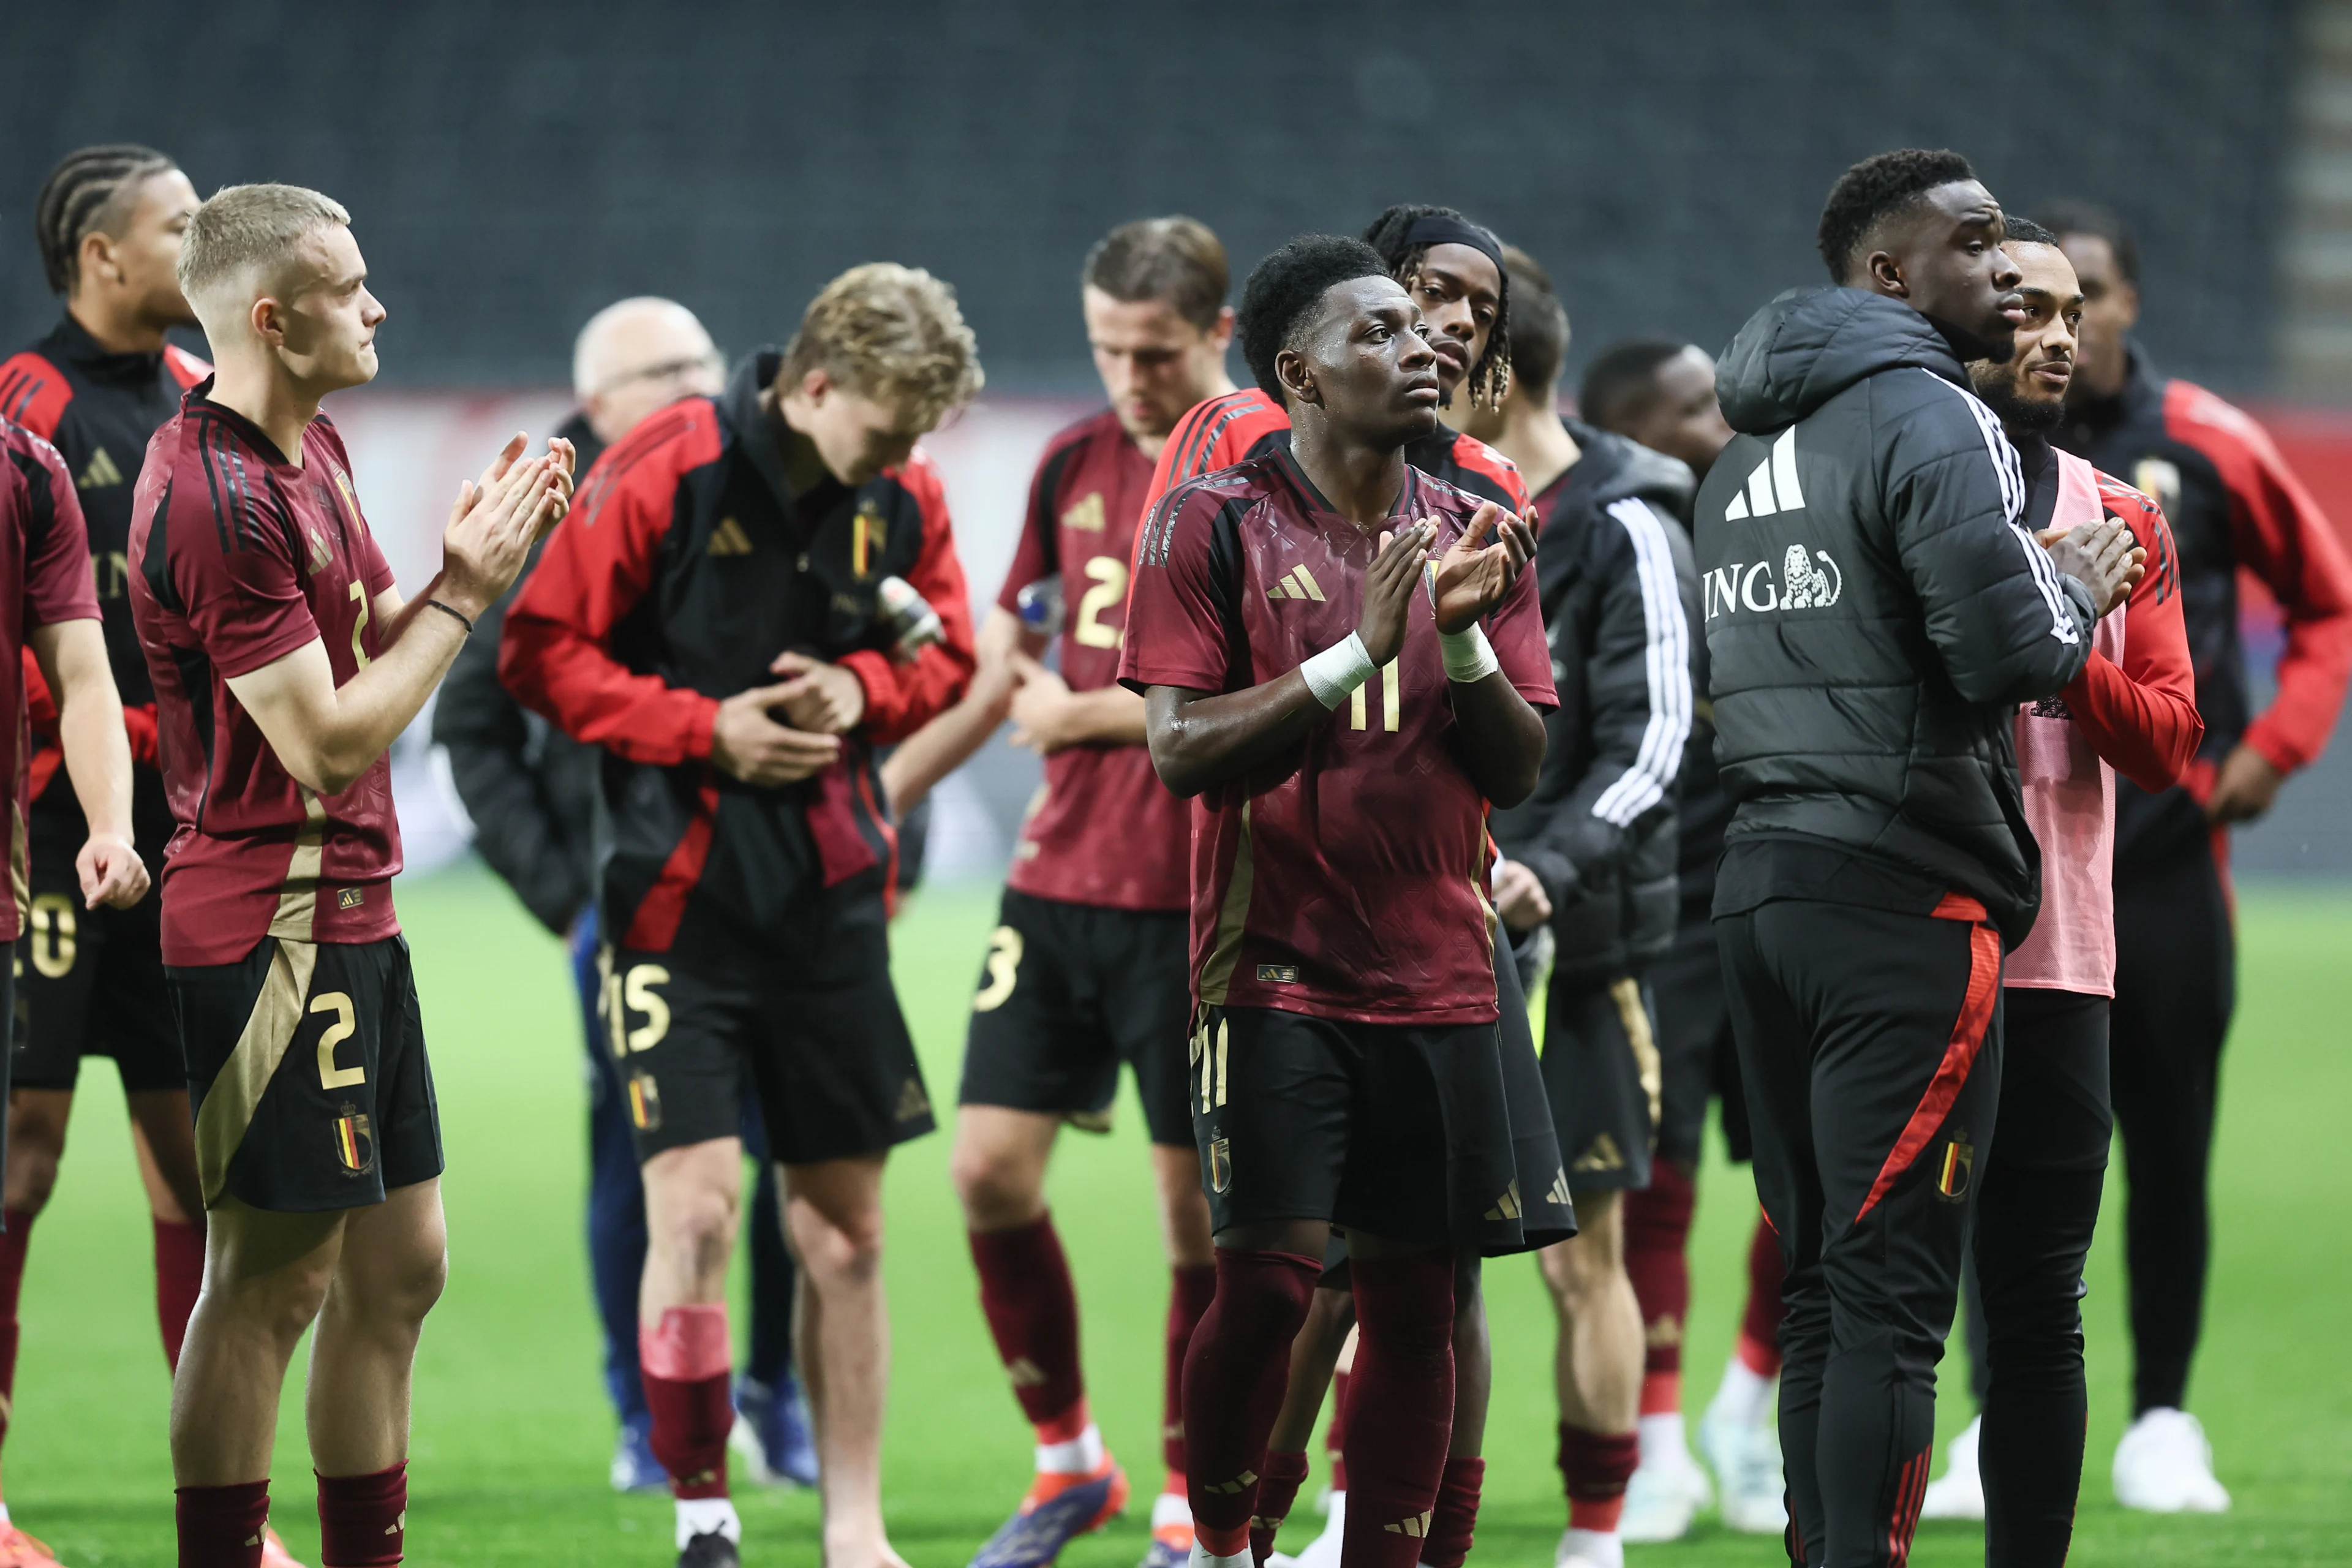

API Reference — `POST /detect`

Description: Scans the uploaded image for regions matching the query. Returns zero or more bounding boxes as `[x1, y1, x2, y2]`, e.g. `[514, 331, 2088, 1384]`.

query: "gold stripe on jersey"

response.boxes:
[9, 801, 27, 936]
[267, 788, 330, 942]
[1197, 804, 1256, 1006]
[194, 938, 319, 1207]
[1609, 976, 1664, 1132]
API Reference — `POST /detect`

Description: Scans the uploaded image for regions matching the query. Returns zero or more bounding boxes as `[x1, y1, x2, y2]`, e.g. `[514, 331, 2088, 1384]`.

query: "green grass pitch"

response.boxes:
[9, 865, 2350, 1566]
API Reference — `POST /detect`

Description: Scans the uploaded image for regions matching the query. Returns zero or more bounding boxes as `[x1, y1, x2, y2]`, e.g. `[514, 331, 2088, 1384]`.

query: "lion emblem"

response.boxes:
[1779, 545, 1842, 609]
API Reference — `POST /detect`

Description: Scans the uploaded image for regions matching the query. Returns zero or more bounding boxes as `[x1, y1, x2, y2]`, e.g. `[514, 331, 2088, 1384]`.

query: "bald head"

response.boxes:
[573, 297, 724, 444]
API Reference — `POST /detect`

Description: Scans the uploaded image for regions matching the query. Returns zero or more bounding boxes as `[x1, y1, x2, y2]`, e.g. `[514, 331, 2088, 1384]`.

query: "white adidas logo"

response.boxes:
[1723, 428, 1804, 519]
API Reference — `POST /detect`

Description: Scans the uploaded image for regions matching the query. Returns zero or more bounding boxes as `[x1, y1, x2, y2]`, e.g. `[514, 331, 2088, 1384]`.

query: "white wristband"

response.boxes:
[1439, 623, 1500, 684]
[1300, 631, 1376, 709]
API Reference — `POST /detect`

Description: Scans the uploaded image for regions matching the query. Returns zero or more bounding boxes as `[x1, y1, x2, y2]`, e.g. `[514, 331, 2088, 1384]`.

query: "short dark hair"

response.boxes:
[1082, 216, 1229, 333]
[1237, 234, 1391, 404]
[1578, 338, 1692, 429]
[1817, 148, 1978, 284]
[36, 143, 178, 295]
[1499, 244, 1569, 396]
[1362, 203, 1512, 406]
[2002, 216, 2059, 249]
[2035, 198, 2139, 284]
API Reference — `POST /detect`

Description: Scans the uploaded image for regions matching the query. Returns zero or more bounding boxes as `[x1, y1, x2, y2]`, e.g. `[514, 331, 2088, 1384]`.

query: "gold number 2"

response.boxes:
[348, 580, 373, 669]
[1072, 556, 1129, 649]
[313, 992, 364, 1089]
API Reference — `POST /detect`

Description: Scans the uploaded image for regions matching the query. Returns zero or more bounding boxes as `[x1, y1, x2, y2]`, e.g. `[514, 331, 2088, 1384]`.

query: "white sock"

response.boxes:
[1190, 1544, 1251, 1568]
[1152, 1491, 1193, 1529]
[674, 1496, 741, 1550]
[1037, 1421, 1106, 1475]
[1638, 1411, 1687, 1467]
[0, 1502, 11, 1525]
[1562, 1525, 1623, 1567]
[1709, 1354, 1776, 1428]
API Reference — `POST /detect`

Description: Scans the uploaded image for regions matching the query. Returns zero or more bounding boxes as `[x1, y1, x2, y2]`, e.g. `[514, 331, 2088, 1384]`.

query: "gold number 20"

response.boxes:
[1072, 556, 1129, 650]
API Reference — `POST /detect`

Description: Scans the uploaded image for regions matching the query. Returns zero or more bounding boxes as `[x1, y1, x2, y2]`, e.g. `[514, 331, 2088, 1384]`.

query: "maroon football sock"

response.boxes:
[1248, 1447, 1311, 1566]
[1164, 1262, 1216, 1474]
[1326, 1368, 1352, 1491]
[176, 1479, 271, 1568]
[317, 1462, 405, 1565]
[969, 1214, 1086, 1436]
[156, 1216, 207, 1372]
[640, 1305, 732, 1499]
[1340, 1251, 1455, 1568]
[1558, 1423, 1640, 1532]
[0, 1207, 33, 1452]
[1741, 1213, 1787, 1375]
[1182, 1248, 1320, 1557]
[1623, 1163, 1693, 1386]
[1420, 1455, 1485, 1568]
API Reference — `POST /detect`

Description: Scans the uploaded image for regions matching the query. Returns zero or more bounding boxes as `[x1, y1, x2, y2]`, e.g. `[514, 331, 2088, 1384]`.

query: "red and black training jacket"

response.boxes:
[2058, 344, 2352, 867]
[501, 352, 975, 954]
[0, 315, 208, 861]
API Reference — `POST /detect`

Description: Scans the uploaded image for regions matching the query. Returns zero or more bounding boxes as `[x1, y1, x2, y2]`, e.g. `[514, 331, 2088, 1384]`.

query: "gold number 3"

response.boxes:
[313, 992, 364, 1089]
[1072, 556, 1128, 650]
[973, 925, 1024, 1012]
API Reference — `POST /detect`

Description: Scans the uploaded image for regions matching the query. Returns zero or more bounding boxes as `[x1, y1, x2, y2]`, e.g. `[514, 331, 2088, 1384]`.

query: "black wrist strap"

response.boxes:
[426, 598, 475, 635]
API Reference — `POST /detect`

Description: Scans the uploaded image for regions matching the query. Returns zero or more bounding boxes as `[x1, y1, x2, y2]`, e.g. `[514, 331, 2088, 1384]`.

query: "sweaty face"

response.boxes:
[274, 225, 385, 392]
[793, 377, 937, 486]
[1083, 287, 1230, 446]
[1403, 241, 1501, 404]
[2056, 233, 2138, 401]
[1967, 243, 2081, 435]
[1281, 273, 1441, 448]
[1876, 179, 2024, 364]
[105, 169, 202, 329]
[1613, 347, 1734, 479]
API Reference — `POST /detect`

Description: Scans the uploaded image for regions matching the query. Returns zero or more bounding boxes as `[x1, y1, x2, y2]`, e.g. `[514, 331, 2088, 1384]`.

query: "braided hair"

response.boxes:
[36, 143, 177, 295]
[1361, 204, 1512, 409]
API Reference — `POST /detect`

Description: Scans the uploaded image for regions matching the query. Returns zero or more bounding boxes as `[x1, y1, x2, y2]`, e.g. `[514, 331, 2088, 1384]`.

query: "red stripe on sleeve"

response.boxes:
[0, 353, 72, 438]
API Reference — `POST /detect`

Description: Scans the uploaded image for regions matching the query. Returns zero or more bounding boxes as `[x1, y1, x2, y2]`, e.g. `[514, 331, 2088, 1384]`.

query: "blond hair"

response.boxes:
[177, 183, 350, 318]
[777, 263, 982, 423]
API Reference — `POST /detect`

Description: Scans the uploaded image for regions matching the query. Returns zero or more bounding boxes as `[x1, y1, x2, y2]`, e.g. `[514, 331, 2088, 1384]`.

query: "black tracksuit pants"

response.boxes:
[1718, 898, 2003, 1568]
[1957, 987, 2112, 1567]
[2109, 836, 2234, 1415]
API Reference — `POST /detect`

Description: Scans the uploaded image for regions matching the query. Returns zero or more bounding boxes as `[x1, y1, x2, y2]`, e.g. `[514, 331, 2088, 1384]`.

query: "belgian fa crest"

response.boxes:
[1936, 1129, 1975, 1202]
[333, 1105, 375, 1177]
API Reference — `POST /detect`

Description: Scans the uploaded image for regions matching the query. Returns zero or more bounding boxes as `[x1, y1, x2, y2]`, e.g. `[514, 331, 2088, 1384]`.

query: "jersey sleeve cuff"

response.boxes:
[2237, 720, 2306, 777]
[681, 692, 722, 760]
[835, 649, 898, 732]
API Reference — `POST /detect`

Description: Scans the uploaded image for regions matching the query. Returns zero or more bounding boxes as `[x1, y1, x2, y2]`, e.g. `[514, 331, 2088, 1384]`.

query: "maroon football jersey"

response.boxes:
[1118, 448, 1556, 1024]
[128, 384, 402, 965]
[0, 419, 103, 941]
[994, 409, 1187, 911]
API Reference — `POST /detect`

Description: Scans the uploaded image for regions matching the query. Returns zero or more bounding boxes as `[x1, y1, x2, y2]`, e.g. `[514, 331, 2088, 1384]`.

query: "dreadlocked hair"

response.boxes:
[1360, 203, 1512, 410]
[36, 144, 178, 295]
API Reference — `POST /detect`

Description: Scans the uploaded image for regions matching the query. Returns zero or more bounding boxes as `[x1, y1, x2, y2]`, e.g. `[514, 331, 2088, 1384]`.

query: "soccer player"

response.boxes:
[126, 183, 572, 1568]
[2042, 200, 2352, 1512]
[1143, 205, 1538, 1568]
[877, 217, 1236, 1568]
[1461, 253, 1700, 1568]
[1578, 336, 1785, 1537]
[0, 412, 151, 1568]
[0, 142, 221, 1568]
[502, 262, 981, 1568]
[1905, 222, 2201, 1563]
[1698, 149, 2141, 1567]
[1120, 233, 1556, 1568]
[432, 296, 815, 1494]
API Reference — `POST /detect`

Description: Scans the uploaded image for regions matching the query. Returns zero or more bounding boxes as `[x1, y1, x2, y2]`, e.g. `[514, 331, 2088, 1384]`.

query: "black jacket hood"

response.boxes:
[1715, 286, 1967, 434]
[1535, 418, 1695, 598]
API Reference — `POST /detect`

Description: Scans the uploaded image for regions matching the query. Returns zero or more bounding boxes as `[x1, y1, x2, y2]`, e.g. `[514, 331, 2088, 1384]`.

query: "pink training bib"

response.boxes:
[2007, 450, 2125, 996]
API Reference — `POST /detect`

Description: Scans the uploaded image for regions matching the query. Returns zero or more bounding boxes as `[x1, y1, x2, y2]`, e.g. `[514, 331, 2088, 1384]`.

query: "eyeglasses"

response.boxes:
[593, 354, 722, 397]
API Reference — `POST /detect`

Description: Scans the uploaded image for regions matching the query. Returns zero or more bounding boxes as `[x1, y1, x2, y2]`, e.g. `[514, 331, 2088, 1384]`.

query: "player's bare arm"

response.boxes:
[229, 435, 568, 795]
[1005, 650, 1147, 753]
[1144, 521, 1429, 797]
[1431, 500, 1546, 805]
[27, 617, 148, 910]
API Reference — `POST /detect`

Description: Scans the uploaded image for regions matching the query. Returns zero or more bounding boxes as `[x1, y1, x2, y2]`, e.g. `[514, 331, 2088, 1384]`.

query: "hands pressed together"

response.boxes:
[440, 432, 578, 620]
[1357, 500, 1537, 661]
[710, 650, 870, 787]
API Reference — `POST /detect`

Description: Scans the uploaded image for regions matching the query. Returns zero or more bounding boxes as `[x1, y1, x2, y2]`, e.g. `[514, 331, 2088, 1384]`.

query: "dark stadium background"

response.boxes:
[3, 0, 2343, 875]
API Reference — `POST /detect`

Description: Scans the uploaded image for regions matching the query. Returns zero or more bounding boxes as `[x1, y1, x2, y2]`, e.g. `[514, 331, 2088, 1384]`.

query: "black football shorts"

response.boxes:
[959, 888, 1193, 1146]
[168, 935, 443, 1213]
[604, 880, 933, 1165]
[1190, 995, 1570, 1256]
[15, 850, 181, 1095]
[1542, 973, 1663, 1191]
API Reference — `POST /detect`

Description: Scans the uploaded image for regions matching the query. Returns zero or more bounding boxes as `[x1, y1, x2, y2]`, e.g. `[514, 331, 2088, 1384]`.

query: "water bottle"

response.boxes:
[876, 575, 944, 663]
[1015, 575, 1065, 638]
